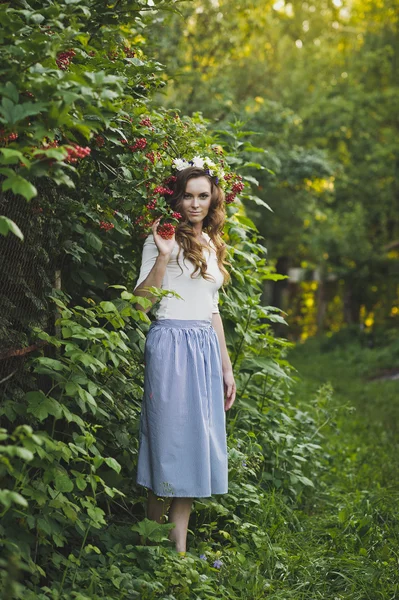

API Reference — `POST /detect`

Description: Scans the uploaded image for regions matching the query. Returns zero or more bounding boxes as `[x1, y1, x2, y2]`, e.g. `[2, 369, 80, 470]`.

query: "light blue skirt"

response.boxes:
[136, 319, 228, 498]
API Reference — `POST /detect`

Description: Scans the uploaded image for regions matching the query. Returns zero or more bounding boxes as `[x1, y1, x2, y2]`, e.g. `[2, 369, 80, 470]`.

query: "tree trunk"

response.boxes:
[343, 279, 361, 325]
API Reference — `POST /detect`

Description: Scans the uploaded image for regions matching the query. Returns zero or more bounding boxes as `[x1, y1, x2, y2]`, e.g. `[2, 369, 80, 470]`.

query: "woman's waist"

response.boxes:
[149, 318, 213, 330]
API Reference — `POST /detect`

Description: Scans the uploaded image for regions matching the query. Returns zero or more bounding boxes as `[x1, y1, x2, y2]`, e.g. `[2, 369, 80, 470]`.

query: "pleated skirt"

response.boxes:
[136, 319, 228, 498]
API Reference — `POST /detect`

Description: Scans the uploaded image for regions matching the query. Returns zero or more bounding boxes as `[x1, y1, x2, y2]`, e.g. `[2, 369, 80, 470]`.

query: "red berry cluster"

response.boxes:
[223, 173, 244, 203]
[0, 130, 18, 144]
[42, 139, 59, 149]
[232, 180, 245, 194]
[41, 25, 55, 35]
[123, 46, 136, 58]
[100, 221, 115, 231]
[146, 199, 157, 210]
[157, 223, 176, 239]
[56, 49, 76, 70]
[129, 138, 147, 152]
[163, 175, 177, 185]
[35, 138, 59, 163]
[212, 145, 224, 155]
[171, 212, 183, 220]
[65, 145, 91, 163]
[153, 185, 173, 196]
[94, 135, 105, 148]
[145, 151, 155, 164]
[134, 214, 157, 237]
[108, 50, 118, 61]
[140, 116, 155, 131]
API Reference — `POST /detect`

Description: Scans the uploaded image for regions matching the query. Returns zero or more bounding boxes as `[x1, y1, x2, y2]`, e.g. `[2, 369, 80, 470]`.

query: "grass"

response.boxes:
[279, 334, 399, 599]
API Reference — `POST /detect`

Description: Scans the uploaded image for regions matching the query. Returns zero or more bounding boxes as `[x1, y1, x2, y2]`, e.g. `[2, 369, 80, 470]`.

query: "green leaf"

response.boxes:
[36, 357, 66, 371]
[0, 98, 47, 125]
[0, 490, 28, 510]
[26, 391, 63, 421]
[0, 216, 24, 239]
[0, 445, 34, 461]
[85, 231, 103, 252]
[32, 147, 67, 160]
[243, 144, 267, 153]
[234, 214, 258, 230]
[297, 475, 314, 487]
[30, 13, 45, 24]
[87, 505, 106, 527]
[131, 518, 175, 542]
[54, 471, 74, 493]
[242, 175, 259, 186]
[77, 386, 97, 407]
[0, 148, 27, 164]
[100, 301, 116, 313]
[120, 166, 133, 180]
[247, 195, 273, 212]
[76, 477, 87, 491]
[2, 175, 37, 200]
[104, 457, 121, 474]
[242, 161, 266, 169]
[0, 82, 19, 103]
[128, 57, 145, 67]
[107, 285, 127, 290]
[240, 357, 292, 381]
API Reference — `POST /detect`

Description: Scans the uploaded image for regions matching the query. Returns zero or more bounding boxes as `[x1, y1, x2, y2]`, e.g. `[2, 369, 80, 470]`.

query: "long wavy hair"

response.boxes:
[166, 166, 231, 286]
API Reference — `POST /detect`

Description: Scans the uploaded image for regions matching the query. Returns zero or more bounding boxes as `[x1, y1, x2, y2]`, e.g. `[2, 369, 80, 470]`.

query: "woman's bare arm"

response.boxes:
[133, 217, 175, 313]
[133, 253, 170, 313]
[212, 312, 236, 410]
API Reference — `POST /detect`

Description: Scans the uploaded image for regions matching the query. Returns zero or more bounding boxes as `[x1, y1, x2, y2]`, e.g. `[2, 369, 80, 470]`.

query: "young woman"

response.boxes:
[133, 165, 236, 555]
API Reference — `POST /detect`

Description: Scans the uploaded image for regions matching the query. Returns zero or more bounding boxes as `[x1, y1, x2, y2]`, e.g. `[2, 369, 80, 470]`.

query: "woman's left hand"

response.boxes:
[223, 369, 236, 411]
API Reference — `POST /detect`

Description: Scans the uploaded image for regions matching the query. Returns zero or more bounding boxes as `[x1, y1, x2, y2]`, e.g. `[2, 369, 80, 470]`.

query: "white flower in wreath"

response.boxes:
[203, 157, 217, 175]
[172, 158, 190, 171]
[191, 155, 205, 168]
[203, 157, 216, 168]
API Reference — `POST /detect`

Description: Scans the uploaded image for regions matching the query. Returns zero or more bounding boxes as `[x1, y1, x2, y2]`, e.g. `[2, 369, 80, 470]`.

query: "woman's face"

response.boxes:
[181, 176, 212, 225]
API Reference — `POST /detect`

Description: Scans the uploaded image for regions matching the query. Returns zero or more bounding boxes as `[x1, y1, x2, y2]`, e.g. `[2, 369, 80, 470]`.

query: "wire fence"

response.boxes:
[0, 192, 57, 391]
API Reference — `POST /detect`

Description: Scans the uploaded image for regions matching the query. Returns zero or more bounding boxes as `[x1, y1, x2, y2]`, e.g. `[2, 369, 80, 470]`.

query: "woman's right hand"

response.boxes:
[152, 217, 176, 257]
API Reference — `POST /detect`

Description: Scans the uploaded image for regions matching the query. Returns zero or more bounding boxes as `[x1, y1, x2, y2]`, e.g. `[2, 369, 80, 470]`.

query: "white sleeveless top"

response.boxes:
[134, 232, 224, 320]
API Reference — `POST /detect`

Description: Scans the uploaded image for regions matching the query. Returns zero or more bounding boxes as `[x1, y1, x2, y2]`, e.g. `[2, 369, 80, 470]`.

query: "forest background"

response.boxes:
[0, 0, 398, 599]
[147, 0, 399, 339]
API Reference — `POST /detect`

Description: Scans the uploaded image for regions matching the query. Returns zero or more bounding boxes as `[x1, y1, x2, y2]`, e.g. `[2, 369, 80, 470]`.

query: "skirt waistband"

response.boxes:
[149, 318, 213, 330]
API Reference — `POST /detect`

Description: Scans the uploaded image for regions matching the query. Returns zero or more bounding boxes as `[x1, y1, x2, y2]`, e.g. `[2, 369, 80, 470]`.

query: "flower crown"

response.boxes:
[171, 155, 244, 204]
[172, 155, 225, 187]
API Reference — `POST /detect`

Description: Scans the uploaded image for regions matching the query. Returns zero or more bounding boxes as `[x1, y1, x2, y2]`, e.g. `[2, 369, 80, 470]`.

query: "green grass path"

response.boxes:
[284, 338, 399, 600]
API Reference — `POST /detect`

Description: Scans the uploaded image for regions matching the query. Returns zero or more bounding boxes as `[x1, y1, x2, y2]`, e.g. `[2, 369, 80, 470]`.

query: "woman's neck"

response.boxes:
[191, 223, 203, 238]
